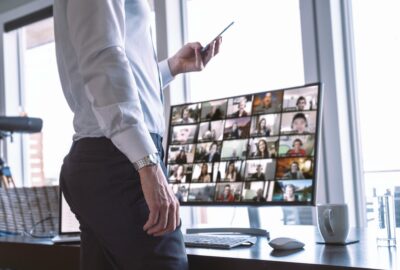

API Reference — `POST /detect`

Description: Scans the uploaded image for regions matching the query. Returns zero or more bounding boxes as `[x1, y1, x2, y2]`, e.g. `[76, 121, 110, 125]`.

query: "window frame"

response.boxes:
[299, 0, 366, 227]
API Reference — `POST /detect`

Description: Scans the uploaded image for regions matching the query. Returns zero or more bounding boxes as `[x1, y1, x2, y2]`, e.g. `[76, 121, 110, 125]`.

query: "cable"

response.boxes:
[24, 215, 58, 239]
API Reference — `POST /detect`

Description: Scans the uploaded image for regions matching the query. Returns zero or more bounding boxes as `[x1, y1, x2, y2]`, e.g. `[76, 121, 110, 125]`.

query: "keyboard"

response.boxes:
[183, 234, 257, 249]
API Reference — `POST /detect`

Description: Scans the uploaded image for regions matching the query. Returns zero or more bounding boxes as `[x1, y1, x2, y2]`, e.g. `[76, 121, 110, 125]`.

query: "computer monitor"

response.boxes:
[166, 83, 322, 206]
[59, 192, 80, 235]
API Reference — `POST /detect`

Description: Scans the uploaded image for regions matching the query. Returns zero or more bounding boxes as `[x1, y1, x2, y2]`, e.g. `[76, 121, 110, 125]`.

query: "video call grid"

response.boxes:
[166, 85, 320, 204]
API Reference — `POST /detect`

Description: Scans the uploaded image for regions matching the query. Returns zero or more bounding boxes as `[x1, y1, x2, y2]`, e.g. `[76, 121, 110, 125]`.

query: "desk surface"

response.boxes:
[0, 226, 398, 270]
[186, 226, 399, 270]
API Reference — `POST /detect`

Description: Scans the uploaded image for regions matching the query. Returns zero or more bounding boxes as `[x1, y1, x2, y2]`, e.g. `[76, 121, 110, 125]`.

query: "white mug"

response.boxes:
[317, 204, 349, 243]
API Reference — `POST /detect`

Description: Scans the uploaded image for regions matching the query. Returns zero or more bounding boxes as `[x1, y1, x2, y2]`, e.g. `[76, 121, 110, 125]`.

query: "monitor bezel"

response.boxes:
[165, 82, 323, 207]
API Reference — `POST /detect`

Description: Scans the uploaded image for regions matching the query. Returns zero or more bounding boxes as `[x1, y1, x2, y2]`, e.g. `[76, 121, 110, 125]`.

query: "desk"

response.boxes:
[0, 226, 398, 270]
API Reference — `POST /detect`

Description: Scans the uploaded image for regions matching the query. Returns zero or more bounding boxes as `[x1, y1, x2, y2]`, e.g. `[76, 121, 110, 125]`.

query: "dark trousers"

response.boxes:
[60, 134, 188, 270]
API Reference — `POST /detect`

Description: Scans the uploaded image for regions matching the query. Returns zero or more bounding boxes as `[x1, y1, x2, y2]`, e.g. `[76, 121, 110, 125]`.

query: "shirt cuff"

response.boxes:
[159, 59, 175, 88]
[110, 125, 157, 164]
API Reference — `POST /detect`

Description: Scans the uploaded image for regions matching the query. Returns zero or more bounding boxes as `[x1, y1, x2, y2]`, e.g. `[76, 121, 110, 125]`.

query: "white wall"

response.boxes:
[0, 0, 34, 14]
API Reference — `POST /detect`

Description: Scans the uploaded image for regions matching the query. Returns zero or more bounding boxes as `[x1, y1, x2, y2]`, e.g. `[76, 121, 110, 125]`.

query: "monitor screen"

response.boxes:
[60, 193, 80, 234]
[166, 83, 322, 205]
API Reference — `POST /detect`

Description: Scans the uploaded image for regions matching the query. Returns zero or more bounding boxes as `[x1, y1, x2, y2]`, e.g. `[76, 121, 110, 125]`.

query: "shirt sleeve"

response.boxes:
[158, 59, 175, 88]
[66, 0, 157, 163]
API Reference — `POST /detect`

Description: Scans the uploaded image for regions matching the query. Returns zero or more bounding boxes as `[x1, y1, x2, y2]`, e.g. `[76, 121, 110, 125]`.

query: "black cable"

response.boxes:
[25, 215, 58, 239]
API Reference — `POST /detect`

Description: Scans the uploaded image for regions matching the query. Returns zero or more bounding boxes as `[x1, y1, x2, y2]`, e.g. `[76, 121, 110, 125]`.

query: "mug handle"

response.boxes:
[323, 208, 335, 236]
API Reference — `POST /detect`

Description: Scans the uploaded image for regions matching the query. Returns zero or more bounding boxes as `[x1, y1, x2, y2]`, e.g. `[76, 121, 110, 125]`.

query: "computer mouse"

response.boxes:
[268, 237, 305, 250]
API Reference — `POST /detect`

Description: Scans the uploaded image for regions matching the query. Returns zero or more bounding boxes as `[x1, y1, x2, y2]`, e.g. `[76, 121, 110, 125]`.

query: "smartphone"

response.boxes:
[201, 21, 234, 54]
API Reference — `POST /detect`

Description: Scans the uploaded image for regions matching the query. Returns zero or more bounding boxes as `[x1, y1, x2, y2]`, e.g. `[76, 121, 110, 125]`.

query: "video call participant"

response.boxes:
[203, 142, 221, 162]
[179, 107, 195, 123]
[211, 129, 217, 140]
[227, 122, 240, 139]
[197, 163, 211, 183]
[201, 129, 217, 141]
[252, 139, 269, 158]
[283, 184, 298, 202]
[251, 164, 266, 180]
[296, 96, 307, 111]
[286, 139, 306, 157]
[254, 92, 280, 113]
[231, 98, 248, 117]
[55, 0, 221, 268]
[284, 162, 305, 179]
[217, 184, 235, 202]
[225, 162, 238, 181]
[269, 144, 277, 158]
[291, 113, 308, 134]
[206, 106, 224, 121]
[175, 185, 188, 203]
[173, 127, 192, 144]
[255, 118, 271, 137]
[252, 188, 266, 202]
[231, 149, 239, 160]
[169, 165, 186, 183]
[175, 149, 187, 164]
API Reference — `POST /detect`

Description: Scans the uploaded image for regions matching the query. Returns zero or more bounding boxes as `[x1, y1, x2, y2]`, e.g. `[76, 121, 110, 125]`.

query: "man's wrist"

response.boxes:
[133, 153, 160, 171]
[168, 56, 181, 77]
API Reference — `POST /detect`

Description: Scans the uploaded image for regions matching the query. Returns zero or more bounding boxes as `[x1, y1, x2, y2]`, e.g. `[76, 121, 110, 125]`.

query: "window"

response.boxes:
[3, 0, 157, 187]
[182, 0, 307, 227]
[352, 0, 400, 225]
[185, 0, 304, 102]
[5, 17, 74, 186]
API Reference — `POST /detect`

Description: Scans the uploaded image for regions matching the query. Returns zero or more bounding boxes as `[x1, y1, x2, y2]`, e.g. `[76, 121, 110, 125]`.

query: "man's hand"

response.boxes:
[168, 37, 222, 76]
[140, 164, 180, 236]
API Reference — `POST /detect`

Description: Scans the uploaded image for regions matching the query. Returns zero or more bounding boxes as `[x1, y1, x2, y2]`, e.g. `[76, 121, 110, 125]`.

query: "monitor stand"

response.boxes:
[186, 206, 269, 238]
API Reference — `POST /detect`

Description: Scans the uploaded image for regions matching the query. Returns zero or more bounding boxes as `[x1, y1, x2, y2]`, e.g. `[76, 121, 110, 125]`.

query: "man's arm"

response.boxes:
[67, 0, 178, 236]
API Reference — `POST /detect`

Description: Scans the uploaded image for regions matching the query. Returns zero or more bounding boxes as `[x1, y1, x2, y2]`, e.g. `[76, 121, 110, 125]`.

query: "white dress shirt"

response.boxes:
[53, 0, 173, 163]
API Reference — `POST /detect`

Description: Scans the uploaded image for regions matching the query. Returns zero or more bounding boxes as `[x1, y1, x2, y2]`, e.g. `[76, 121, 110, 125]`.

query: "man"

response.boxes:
[296, 96, 307, 111]
[180, 107, 195, 124]
[54, 0, 221, 269]
[203, 142, 221, 162]
[251, 164, 265, 180]
[291, 113, 308, 134]
[254, 92, 280, 113]
[218, 185, 235, 202]
[231, 98, 248, 117]
[252, 188, 266, 202]
[284, 162, 305, 179]
[286, 138, 306, 157]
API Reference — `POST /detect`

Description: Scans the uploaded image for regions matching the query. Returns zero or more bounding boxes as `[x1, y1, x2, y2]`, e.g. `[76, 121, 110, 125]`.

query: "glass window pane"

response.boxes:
[352, 0, 400, 225]
[185, 0, 304, 102]
[353, 0, 400, 171]
[21, 17, 74, 186]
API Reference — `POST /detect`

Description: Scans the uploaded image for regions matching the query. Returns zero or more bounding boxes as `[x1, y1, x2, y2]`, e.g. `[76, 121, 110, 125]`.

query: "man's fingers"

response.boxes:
[214, 37, 222, 55]
[143, 209, 159, 231]
[194, 48, 204, 71]
[147, 202, 169, 235]
[189, 42, 203, 50]
[203, 40, 216, 66]
[154, 200, 177, 237]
